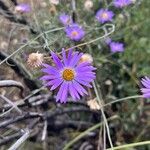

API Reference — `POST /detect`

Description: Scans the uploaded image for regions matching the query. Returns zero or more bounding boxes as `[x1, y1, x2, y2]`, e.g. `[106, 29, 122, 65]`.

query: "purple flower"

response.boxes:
[59, 13, 73, 26]
[140, 77, 150, 98]
[40, 49, 96, 103]
[65, 23, 85, 41]
[113, 0, 132, 8]
[15, 3, 31, 13]
[109, 42, 124, 53]
[96, 9, 114, 23]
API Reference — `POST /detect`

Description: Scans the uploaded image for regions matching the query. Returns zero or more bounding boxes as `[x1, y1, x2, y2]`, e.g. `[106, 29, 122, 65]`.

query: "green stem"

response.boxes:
[107, 141, 150, 150]
[92, 81, 114, 149]
[104, 95, 143, 107]
[63, 115, 118, 150]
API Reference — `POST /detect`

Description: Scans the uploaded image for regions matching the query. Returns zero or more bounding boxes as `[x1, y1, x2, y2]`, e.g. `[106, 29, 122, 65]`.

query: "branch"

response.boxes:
[0, 95, 22, 114]
[0, 112, 42, 128]
[0, 80, 24, 97]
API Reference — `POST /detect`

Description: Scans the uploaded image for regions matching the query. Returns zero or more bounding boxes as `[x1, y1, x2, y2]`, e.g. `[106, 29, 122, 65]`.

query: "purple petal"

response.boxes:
[62, 48, 67, 65]
[41, 67, 59, 76]
[76, 62, 91, 69]
[69, 82, 80, 100]
[46, 78, 61, 86]
[73, 81, 88, 96]
[141, 88, 150, 93]
[76, 76, 95, 82]
[76, 66, 96, 72]
[69, 52, 83, 67]
[51, 51, 63, 69]
[40, 75, 57, 81]
[75, 78, 92, 88]
[50, 79, 63, 90]
[143, 93, 150, 98]
[60, 82, 69, 103]
[66, 48, 73, 66]
[56, 82, 68, 103]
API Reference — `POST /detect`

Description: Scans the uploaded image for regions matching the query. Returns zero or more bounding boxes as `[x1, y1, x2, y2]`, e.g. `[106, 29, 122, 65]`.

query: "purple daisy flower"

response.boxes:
[109, 42, 124, 53]
[140, 77, 150, 98]
[40, 49, 96, 103]
[15, 3, 31, 13]
[59, 13, 73, 26]
[65, 23, 85, 41]
[95, 9, 114, 23]
[113, 0, 132, 8]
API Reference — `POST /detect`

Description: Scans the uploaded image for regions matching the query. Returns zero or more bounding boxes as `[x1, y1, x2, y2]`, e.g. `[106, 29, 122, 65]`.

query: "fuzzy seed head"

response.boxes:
[27, 52, 44, 68]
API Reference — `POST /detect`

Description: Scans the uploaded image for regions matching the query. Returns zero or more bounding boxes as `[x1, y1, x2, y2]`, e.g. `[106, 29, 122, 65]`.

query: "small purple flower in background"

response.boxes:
[59, 13, 73, 26]
[65, 24, 85, 41]
[15, 3, 31, 13]
[113, 0, 132, 8]
[109, 42, 124, 53]
[96, 9, 114, 23]
[140, 77, 150, 98]
[40, 49, 96, 103]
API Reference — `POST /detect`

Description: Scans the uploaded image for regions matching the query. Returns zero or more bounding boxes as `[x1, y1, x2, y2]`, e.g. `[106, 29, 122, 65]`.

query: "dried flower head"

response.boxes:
[140, 77, 150, 98]
[27, 52, 44, 68]
[87, 99, 101, 110]
[80, 53, 93, 64]
[40, 49, 96, 103]
[65, 23, 85, 41]
[113, 0, 132, 8]
[84, 0, 93, 10]
[96, 9, 114, 23]
[15, 3, 31, 13]
[0, 41, 8, 49]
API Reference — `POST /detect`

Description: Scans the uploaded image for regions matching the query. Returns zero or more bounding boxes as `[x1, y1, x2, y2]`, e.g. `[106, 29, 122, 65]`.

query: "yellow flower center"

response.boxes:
[101, 12, 108, 19]
[62, 69, 75, 81]
[71, 31, 78, 37]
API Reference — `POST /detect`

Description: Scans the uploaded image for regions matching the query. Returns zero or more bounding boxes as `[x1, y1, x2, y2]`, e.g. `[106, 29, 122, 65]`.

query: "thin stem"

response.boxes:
[104, 95, 143, 107]
[63, 115, 118, 150]
[106, 141, 150, 150]
[92, 81, 114, 149]
[8, 129, 30, 150]
[0, 95, 22, 114]
[0, 27, 64, 66]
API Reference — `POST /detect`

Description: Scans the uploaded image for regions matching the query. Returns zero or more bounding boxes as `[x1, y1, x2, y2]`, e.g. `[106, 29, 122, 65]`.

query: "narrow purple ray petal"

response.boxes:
[41, 67, 59, 76]
[40, 75, 59, 81]
[141, 88, 150, 93]
[62, 48, 67, 65]
[56, 82, 65, 102]
[66, 48, 73, 66]
[46, 78, 61, 86]
[143, 93, 150, 98]
[51, 51, 63, 69]
[60, 82, 69, 103]
[76, 76, 95, 82]
[141, 80, 150, 88]
[69, 82, 80, 100]
[50, 79, 63, 90]
[75, 78, 92, 88]
[73, 81, 88, 96]
[75, 62, 91, 69]
[76, 66, 96, 72]
[70, 53, 83, 67]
